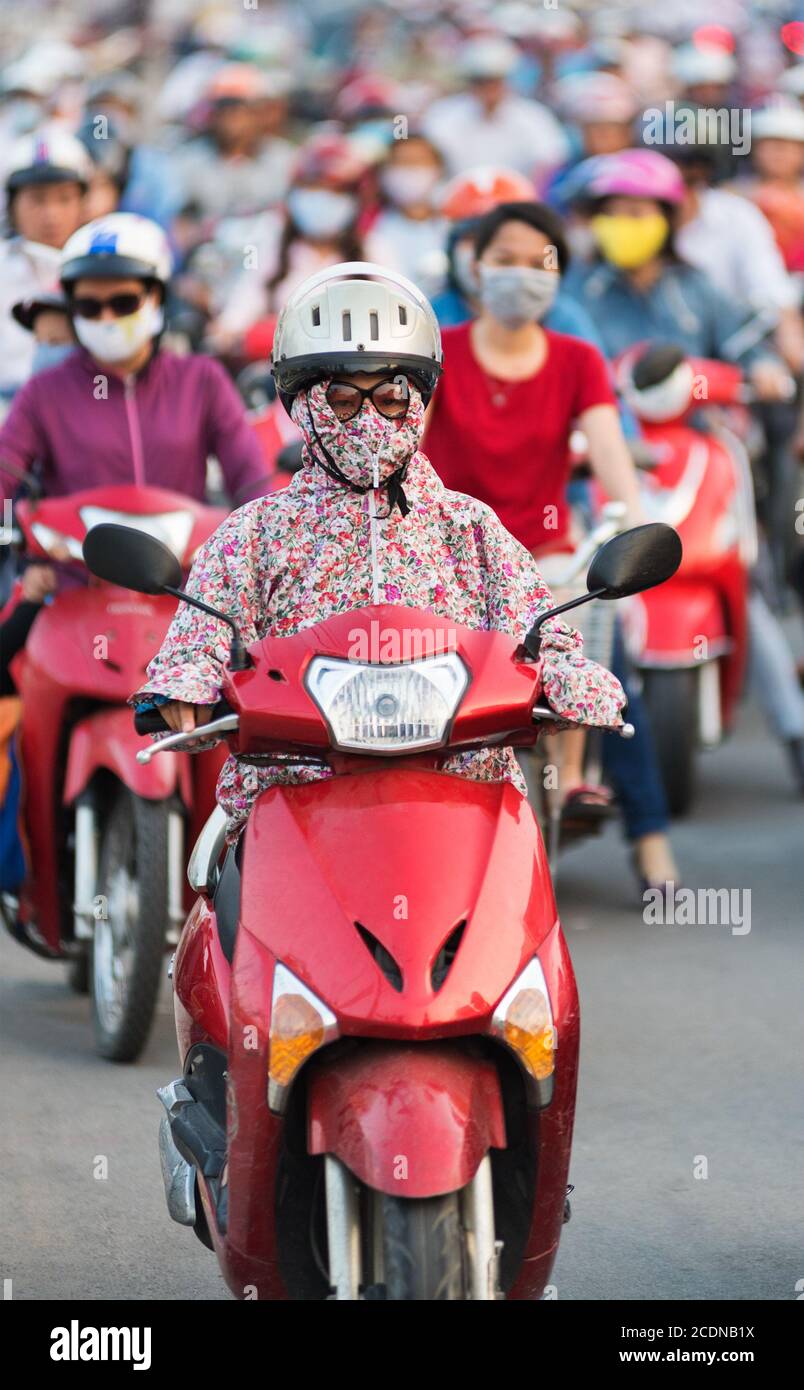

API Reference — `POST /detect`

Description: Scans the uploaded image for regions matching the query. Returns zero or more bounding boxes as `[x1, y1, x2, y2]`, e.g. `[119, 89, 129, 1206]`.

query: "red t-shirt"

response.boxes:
[425, 322, 616, 551]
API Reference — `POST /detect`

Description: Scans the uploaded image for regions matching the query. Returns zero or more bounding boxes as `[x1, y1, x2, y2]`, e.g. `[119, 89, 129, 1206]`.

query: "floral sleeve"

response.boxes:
[131, 504, 267, 709]
[476, 504, 626, 730]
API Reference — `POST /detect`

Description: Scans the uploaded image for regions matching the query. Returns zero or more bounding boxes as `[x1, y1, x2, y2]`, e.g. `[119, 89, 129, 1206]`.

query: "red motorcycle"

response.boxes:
[613, 346, 756, 815]
[85, 517, 679, 1299]
[4, 484, 226, 1061]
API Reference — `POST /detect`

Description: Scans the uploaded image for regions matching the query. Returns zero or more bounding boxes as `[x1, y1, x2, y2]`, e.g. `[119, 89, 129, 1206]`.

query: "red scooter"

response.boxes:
[613, 346, 756, 815]
[4, 484, 226, 1061]
[85, 518, 679, 1300]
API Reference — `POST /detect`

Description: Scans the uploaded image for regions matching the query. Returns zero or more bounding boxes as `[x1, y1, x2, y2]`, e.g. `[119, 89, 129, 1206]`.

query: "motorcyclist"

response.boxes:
[0, 131, 90, 399]
[0, 212, 270, 509]
[423, 198, 678, 888]
[431, 167, 605, 345]
[564, 149, 793, 402]
[206, 131, 369, 356]
[0, 212, 271, 670]
[134, 263, 626, 845]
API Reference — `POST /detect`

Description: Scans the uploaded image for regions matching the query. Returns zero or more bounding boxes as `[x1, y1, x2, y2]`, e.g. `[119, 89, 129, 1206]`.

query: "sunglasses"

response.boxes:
[72, 292, 147, 320]
[325, 376, 411, 422]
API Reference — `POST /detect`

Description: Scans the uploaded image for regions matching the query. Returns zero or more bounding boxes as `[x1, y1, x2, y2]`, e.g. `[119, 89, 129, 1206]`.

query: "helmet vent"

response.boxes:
[398, 303, 408, 325]
[369, 310, 379, 341]
[342, 310, 352, 341]
[311, 303, 321, 327]
[355, 922, 403, 993]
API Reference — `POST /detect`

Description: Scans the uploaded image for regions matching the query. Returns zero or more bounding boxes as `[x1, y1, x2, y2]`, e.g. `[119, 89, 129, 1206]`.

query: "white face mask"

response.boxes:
[380, 165, 440, 209]
[452, 241, 478, 298]
[73, 298, 163, 363]
[286, 188, 357, 239]
[478, 264, 559, 328]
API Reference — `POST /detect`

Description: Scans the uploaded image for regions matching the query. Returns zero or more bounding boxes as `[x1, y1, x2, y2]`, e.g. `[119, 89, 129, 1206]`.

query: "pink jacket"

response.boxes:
[0, 347, 269, 506]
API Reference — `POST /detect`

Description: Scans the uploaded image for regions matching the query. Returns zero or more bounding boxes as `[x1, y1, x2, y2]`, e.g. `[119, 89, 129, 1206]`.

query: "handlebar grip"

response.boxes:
[134, 706, 170, 734]
[134, 698, 233, 736]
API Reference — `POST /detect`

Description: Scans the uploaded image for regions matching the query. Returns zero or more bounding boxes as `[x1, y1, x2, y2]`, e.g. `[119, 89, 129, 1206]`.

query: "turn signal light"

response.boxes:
[491, 958, 556, 1104]
[268, 963, 338, 1113]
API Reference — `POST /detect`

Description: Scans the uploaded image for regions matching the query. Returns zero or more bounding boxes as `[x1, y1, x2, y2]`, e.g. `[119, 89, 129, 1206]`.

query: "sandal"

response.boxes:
[559, 784, 614, 833]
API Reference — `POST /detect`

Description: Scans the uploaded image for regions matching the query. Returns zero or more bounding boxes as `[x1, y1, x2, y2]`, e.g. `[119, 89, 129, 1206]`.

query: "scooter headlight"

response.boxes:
[305, 653, 469, 753]
[490, 958, 556, 1106]
[268, 963, 338, 1114]
[79, 507, 195, 562]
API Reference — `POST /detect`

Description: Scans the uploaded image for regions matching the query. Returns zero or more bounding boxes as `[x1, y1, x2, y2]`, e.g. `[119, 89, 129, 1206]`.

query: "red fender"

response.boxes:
[63, 706, 192, 805]
[308, 1042, 506, 1198]
[632, 581, 729, 665]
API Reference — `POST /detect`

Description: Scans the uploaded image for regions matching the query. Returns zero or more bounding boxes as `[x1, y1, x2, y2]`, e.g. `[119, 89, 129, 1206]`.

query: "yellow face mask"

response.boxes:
[591, 212, 669, 269]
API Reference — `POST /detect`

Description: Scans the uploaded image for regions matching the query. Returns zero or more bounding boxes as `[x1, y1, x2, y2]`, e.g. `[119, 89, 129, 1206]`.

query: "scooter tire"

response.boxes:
[91, 787, 171, 1063]
[643, 668, 698, 817]
[381, 1191, 466, 1300]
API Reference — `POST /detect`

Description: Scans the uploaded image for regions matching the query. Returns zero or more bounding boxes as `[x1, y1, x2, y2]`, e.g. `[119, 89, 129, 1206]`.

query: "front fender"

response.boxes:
[308, 1042, 506, 1198]
[63, 706, 192, 805]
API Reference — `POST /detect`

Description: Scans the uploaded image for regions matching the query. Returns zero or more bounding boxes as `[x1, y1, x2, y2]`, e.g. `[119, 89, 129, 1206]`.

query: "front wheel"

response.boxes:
[642, 667, 698, 817]
[91, 786, 172, 1062]
[381, 1192, 467, 1300]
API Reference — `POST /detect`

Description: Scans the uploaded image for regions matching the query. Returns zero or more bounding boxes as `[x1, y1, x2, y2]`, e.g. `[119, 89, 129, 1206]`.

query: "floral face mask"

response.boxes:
[291, 378, 425, 514]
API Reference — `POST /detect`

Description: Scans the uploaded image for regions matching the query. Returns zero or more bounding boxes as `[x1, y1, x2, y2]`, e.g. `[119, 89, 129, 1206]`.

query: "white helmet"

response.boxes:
[6, 129, 92, 195]
[271, 261, 443, 409]
[751, 102, 804, 143]
[60, 213, 173, 288]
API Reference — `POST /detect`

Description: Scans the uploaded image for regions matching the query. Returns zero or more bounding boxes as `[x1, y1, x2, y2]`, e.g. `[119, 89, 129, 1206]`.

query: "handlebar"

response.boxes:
[134, 696, 234, 736]
[135, 711, 240, 763]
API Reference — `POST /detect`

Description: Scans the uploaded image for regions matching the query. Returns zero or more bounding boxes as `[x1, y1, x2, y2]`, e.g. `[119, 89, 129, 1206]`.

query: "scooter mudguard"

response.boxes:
[632, 581, 728, 666]
[63, 706, 193, 805]
[307, 1042, 506, 1197]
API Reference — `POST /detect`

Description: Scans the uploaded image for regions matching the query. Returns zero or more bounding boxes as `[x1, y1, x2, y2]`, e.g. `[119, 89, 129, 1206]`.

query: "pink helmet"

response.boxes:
[582, 149, 686, 206]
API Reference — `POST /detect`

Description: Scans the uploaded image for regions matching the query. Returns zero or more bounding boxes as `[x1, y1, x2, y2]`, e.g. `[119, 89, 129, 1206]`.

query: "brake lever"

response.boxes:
[135, 713, 240, 763]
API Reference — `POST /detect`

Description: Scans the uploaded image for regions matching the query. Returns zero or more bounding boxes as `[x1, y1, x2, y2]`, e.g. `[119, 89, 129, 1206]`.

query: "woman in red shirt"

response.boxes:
[425, 201, 640, 553]
[426, 200, 678, 889]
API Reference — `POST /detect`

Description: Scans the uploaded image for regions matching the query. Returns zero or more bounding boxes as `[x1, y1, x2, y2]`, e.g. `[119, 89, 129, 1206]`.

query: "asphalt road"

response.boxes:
[2, 702, 802, 1302]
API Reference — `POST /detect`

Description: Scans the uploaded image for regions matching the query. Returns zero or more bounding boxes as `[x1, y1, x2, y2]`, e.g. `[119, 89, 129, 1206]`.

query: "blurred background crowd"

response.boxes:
[2, 0, 804, 827]
[5, 0, 804, 377]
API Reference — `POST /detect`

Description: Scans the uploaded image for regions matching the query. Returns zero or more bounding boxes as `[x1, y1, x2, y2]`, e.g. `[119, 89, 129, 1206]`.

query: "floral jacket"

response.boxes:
[135, 442, 625, 842]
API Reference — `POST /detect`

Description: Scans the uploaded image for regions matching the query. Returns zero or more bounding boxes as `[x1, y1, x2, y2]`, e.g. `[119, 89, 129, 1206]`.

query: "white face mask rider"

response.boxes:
[72, 297, 164, 363]
[477, 264, 559, 328]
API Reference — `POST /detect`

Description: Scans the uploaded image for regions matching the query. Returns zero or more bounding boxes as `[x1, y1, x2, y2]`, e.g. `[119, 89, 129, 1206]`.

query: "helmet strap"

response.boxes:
[303, 398, 410, 517]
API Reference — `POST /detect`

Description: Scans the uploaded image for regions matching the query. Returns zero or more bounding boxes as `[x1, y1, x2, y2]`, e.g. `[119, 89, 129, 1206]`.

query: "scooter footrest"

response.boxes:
[170, 1105, 226, 1179]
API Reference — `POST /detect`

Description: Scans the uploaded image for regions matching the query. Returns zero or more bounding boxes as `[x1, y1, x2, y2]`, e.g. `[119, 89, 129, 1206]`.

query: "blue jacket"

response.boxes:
[563, 259, 778, 369]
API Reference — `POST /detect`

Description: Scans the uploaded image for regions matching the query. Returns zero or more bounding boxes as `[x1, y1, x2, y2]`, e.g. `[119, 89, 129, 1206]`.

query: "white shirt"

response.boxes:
[677, 187, 798, 316]
[364, 211, 448, 297]
[0, 238, 62, 396]
[422, 91, 569, 178]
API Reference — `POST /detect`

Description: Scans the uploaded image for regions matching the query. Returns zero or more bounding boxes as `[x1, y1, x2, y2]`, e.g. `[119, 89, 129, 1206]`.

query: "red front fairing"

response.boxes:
[197, 767, 578, 1300]
[12, 486, 227, 951]
[241, 770, 555, 1031]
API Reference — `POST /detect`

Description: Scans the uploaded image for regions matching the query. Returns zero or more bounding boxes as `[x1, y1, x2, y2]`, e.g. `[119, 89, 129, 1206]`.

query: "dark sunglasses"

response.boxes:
[72, 292, 147, 320]
[325, 376, 410, 422]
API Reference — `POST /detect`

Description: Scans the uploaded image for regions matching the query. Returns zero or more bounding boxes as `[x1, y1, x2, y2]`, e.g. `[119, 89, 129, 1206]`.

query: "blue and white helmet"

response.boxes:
[6, 130, 92, 194]
[60, 213, 173, 288]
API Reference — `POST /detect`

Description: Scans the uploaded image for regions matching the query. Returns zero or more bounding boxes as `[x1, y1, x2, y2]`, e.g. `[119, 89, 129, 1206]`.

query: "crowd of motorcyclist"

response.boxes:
[2, 0, 804, 908]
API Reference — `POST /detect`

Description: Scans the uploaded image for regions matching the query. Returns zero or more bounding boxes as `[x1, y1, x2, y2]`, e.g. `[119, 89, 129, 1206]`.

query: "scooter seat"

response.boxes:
[213, 840, 241, 964]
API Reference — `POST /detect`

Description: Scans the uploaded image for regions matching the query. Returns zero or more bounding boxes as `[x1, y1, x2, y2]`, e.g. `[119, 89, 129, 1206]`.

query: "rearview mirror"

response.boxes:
[523, 523, 682, 660]
[83, 523, 183, 595]
[586, 523, 682, 599]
